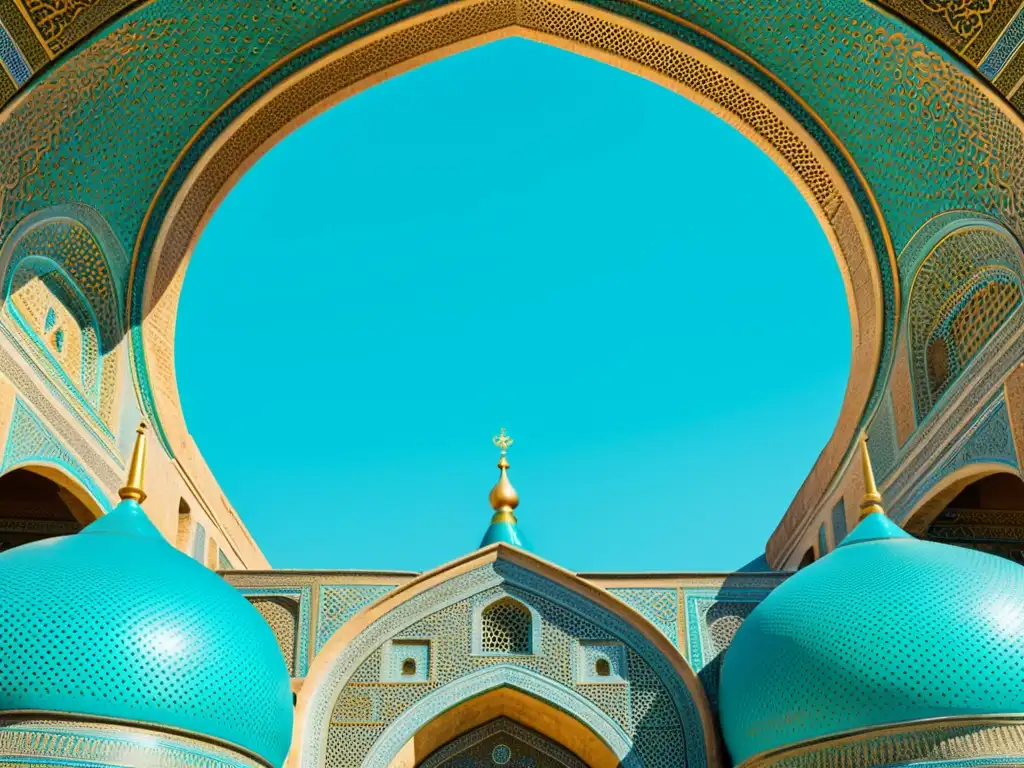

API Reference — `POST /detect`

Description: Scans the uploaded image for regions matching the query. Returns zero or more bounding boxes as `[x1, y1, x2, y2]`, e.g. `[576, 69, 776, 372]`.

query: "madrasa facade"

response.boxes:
[2, 0, 1024, 766]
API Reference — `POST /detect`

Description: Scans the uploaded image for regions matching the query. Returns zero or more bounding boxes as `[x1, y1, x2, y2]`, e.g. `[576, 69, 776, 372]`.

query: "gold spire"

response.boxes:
[119, 422, 148, 504]
[858, 435, 884, 521]
[488, 428, 519, 523]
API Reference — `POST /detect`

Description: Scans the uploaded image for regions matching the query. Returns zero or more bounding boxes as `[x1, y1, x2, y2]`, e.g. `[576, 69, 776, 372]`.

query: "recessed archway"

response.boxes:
[0, 465, 103, 552]
[130, 0, 891, 571]
[909, 469, 1024, 562]
[388, 688, 622, 768]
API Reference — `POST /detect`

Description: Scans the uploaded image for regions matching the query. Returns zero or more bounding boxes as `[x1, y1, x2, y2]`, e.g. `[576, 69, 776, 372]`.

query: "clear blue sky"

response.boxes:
[177, 38, 850, 573]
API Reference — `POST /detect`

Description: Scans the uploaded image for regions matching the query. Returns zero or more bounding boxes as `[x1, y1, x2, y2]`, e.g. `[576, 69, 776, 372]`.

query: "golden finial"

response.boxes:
[488, 428, 519, 520]
[493, 427, 514, 453]
[119, 422, 148, 504]
[858, 435, 884, 521]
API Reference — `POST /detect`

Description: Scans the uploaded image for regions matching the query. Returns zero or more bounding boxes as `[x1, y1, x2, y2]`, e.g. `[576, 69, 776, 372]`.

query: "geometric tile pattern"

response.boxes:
[0, 19, 30, 86]
[382, 639, 430, 682]
[238, 586, 312, 677]
[316, 584, 394, 654]
[607, 588, 678, 647]
[684, 587, 777, 711]
[892, 395, 1018, 524]
[309, 561, 709, 768]
[0, 397, 108, 512]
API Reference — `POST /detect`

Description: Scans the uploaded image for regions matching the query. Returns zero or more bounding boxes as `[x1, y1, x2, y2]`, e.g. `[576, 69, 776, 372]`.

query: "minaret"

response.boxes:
[480, 427, 527, 549]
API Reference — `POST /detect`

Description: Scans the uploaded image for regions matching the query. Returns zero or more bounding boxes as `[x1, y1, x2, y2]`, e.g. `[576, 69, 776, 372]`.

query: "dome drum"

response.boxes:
[0, 715, 271, 768]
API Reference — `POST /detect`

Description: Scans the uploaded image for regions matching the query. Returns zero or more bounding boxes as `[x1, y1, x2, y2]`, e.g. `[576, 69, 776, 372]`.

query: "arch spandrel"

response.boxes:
[294, 544, 720, 768]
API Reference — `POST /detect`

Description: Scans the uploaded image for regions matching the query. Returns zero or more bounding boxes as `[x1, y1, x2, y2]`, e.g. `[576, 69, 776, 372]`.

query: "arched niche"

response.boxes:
[905, 222, 1024, 425]
[0, 464, 104, 552]
[906, 467, 1024, 563]
[0, 208, 125, 441]
[293, 545, 719, 768]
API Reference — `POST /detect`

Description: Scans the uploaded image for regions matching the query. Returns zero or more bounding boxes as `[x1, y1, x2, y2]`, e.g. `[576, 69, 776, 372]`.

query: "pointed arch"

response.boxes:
[902, 218, 1024, 424]
[0, 205, 126, 441]
[375, 666, 634, 768]
[293, 544, 720, 767]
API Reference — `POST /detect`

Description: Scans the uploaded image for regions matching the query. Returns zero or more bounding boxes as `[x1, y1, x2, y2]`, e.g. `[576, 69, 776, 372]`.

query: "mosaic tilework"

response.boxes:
[20, 0, 140, 57]
[995, 42, 1024, 93]
[316, 584, 394, 654]
[419, 717, 587, 768]
[906, 225, 1024, 422]
[578, 641, 626, 683]
[926, 505, 1024, 563]
[0, 716, 264, 768]
[872, 0, 1004, 55]
[831, 499, 848, 546]
[479, 598, 533, 654]
[868, 391, 900, 482]
[358, 666, 640, 768]
[304, 560, 710, 768]
[0, 20, 29, 87]
[892, 396, 1018, 523]
[8, 257, 101, 407]
[980, 5, 1024, 76]
[238, 586, 312, 676]
[0, 397, 108, 511]
[684, 588, 778, 670]
[740, 718, 1024, 768]
[0, 210, 124, 449]
[4, 0, 1024, 568]
[607, 588, 678, 647]
[382, 639, 430, 682]
[247, 596, 300, 676]
[683, 587, 773, 709]
[884, 293, 1024, 521]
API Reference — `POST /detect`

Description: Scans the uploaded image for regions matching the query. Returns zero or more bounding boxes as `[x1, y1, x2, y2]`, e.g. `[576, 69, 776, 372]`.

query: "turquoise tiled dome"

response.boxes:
[0, 498, 293, 766]
[719, 513, 1024, 765]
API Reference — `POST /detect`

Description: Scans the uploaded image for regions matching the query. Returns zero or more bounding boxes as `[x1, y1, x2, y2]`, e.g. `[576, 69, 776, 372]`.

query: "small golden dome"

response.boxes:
[489, 428, 519, 514]
[489, 454, 520, 513]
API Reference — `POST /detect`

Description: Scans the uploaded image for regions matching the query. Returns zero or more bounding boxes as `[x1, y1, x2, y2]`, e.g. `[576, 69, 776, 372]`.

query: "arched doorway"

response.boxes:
[386, 684, 626, 768]
[916, 472, 1024, 563]
[0, 467, 100, 551]
[416, 716, 588, 768]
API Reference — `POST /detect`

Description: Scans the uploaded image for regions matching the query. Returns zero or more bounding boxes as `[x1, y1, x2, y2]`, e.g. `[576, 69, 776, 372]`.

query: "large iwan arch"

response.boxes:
[0, 0, 1023, 564]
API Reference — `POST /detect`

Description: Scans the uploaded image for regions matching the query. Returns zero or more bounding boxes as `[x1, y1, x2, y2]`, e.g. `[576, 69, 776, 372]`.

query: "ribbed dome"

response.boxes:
[719, 513, 1024, 765]
[0, 498, 293, 766]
